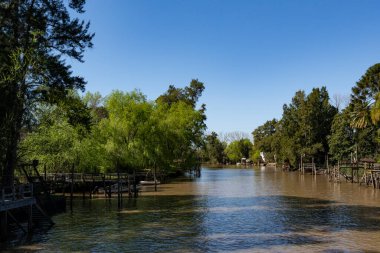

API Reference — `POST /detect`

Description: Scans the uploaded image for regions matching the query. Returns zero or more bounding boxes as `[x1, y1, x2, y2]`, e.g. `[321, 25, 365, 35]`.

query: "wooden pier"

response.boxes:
[0, 184, 54, 240]
[17, 161, 155, 199]
[326, 159, 380, 189]
[37, 172, 149, 197]
[1, 184, 35, 212]
[296, 155, 380, 189]
[299, 156, 320, 175]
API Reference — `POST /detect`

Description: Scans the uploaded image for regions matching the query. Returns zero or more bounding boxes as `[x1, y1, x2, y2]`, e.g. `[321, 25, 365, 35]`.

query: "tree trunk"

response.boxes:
[2, 88, 23, 187]
[3, 140, 17, 186]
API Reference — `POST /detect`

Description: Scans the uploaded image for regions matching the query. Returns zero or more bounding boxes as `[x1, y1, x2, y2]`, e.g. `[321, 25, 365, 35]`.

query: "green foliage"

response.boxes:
[20, 91, 108, 173]
[98, 87, 206, 173]
[328, 110, 355, 161]
[346, 63, 380, 159]
[0, 0, 93, 184]
[20, 103, 81, 172]
[154, 99, 206, 171]
[201, 132, 227, 164]
[370, 92, 380, 125]
[21, 82, 207, 175]
[252, 87, 337, 167]
[99, 90, 153, 172]
[82, 91, 108, 124]
[253, 64, 380, 166]
[250, 148, 261, 164]
[349, 63, 380, 128]
[156, 79, 205, 108]
[252, 119, 277, 162]
[225, 139, 253, 163]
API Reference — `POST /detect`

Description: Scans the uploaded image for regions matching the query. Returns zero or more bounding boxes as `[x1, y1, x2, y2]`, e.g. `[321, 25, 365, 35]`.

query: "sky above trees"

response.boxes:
[69, 0, 380, 134]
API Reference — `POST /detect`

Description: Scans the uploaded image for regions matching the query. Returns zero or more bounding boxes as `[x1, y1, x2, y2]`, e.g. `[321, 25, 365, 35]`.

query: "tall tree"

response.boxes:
[328, 110, 355, 162]
[201, 132, 226, 164]
[346, 63, 380, 159]
[0, 0, 93, 185]
[349, 63, 380, 128]
[156, 79, 205, 108]
[301, 87, 337, 162]
[252, 119, 277, 161]
[255, 87, 337, 167]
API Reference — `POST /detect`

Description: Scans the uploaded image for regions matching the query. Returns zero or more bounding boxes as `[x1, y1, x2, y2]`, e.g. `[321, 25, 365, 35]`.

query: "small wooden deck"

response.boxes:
[0, 198, 36, 212]
[1, 184, 37, 240]
[1, 184, 36, 212]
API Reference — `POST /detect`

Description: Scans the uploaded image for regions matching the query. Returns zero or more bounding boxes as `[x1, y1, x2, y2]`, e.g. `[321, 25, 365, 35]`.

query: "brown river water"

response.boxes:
[3, 167, 380, 252]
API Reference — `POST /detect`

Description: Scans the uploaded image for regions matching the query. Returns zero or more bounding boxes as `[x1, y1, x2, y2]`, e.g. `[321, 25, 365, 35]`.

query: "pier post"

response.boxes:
[28, 204, 33, 233]
[128, 175, 131, 198]
[117, 170, 121, 208]
[338, 161, 340, 182]
[326, 154, 329, 174]
[102, 174, 107, 198]
[82, 174, 85, 200]
[133, 170, 137, 198]
[91, 175, 95, 199]
[108, 181, 112, 198]
[70, 164, 74, 210]
[154, 165, 157, 192]
[44, 164, 47, 181]
[0, 211, 7, 241]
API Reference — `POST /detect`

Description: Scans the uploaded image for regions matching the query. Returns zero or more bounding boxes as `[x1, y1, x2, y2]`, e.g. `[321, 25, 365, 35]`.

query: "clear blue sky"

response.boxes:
[70, 0, 380, 135]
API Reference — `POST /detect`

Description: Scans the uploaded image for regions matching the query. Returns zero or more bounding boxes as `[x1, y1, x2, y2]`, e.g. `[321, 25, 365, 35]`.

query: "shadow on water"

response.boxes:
[3, 194, 380, 252]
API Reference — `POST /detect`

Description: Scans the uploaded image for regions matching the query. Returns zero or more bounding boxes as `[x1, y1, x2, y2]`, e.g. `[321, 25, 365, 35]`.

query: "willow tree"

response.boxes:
[155, 100, 206, 172]
[99, 87, 207, 174]
[156, 80, 207, 171]
[225, 139, 253, 163]
[0, 0, 93, 185]
[99, 90, 153, 172]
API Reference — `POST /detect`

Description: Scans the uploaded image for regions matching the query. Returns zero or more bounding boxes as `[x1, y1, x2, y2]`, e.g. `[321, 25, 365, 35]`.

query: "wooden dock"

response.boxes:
[326, 159, 380, 189]
[0, 184, 54, 241]
[39, 172, 145, 197]
[17, 163, 149, 199]
[1, 184, 35, 211]
[1, 184, 35, 240]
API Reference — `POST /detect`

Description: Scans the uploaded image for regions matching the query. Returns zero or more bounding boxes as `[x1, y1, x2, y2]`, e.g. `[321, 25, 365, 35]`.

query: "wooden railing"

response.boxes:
[43, 173, 134, 182]
[1, 184, 33, 205]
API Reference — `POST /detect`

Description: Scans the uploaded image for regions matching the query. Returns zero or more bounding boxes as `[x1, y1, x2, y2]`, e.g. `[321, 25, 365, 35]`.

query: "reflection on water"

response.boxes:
[4, 167, 380, 252]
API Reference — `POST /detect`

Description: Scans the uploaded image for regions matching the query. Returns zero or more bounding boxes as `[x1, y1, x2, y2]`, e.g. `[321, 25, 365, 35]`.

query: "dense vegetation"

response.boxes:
[250, 64, 380, 167]
[201, 63, 380, 168]
[19, 80, 207, 175]
[0, 0, 206, 183]
[0, 0, 93, 185]
[2, 1, 380, 182]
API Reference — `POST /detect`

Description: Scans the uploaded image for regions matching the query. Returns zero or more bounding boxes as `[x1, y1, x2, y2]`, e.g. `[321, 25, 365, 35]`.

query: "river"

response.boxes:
[4, 167, 380, 252]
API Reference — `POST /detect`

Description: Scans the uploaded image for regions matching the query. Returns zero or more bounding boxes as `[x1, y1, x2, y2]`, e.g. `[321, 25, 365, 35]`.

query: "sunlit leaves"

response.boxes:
[252, 87, 337, 167]
[225, 139, 253, 163]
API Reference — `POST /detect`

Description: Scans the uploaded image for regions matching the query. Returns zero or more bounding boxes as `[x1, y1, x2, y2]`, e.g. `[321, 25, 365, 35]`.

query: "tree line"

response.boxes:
[253, 64, 380, 167]
[0, 0, 206, 185]
[2, 0, 380, 184]
[201, 63, 380, 168]
[19, 80, 206, 175]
